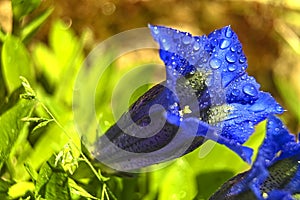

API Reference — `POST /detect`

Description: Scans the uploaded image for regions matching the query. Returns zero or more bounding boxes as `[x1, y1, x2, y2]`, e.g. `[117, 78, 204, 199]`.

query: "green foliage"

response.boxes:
[0, 1, 282, 200]
[35, 156, 70, 199]
[2, 35, 34, 93]
[0, 96, 36, 169]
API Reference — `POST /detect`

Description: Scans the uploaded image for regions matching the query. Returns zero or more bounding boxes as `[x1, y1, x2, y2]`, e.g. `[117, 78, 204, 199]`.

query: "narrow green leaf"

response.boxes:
[12, 0, 41, 20]
[2, 36, 34, 93]
[68, 179, 98, 199]
[22, 117, 54, 133]
[0, 98, 35, 170]
[24, 162, 38, 182]
[21, 8, 53, 42]
[32, 119, 54, 133]
[19, 76, 36, 99]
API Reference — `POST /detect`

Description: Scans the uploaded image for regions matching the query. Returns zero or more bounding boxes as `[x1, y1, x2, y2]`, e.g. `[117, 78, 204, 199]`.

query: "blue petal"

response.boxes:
[223, 115, 300, 199]
[149, 24, 284, 162]
[267, 190, 294, 200]
[207, 26, 248, 88]
[222, 92, 284, 144]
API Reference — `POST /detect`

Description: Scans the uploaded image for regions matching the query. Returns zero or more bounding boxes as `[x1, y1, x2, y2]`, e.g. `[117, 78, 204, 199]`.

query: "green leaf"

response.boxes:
[12, 0, 41, 20]
[21, 8, 53, 42]
[35, 156, 71, 200]
[2, 36, 34, 93]
[24, 162, 38, 182]
[195, 170, 235, 200]
[22, 117, 54, 133]
[20, 76, 36, 99]
[0, 98, 35, 170]
[158, 159, 197, 200]
[0, 86, 24, 115]
[68, 179, 98, 199]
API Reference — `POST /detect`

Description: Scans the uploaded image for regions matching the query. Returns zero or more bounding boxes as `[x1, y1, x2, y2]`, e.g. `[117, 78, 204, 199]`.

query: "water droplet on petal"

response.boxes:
[230, 45, 237, 52]
[231, 89, 240, 96]
[275, 105, 284, 113]
[182, 34, 192, 45]
[161, 37, 171, 50]
[225, 26, 233, 38]
[241, 75, 247, 80]
[227, 64, 237, 72]
[153, 26, 159, 34]
[243, 84, 258, 97]
[209, 58, 221, 69]
[219, 39, 231, 49]
[239, 55, 246, 63]
[189, 56, 197, 65]
[225, 52, 237, 63]
[193, 42, 200, 51]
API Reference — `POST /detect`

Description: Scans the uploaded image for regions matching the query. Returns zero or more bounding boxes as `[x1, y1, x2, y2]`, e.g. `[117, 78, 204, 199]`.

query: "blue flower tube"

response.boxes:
[93, 25, 283, 172]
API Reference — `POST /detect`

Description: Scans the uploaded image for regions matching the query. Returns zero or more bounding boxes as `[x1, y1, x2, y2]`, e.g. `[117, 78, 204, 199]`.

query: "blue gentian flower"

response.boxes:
[93, 25, 283, 171]
[210, 115, 300, 200]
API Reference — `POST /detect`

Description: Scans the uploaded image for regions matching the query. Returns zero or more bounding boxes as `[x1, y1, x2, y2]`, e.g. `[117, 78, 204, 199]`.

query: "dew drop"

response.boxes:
[162, 38, 170, 50]
[230, 44, 238, 52]
[225, 52, 237, 63]
[193, 42, 200, 51]
[182, 34, 192, 45]
[209, 58, 222, 69]
[243, 84, 258, 97]
[275, 105, 284, 113]
[225, 26, 233, 38]
[239, 55, 246, 63]
[153, 26, 159, 34]
[231, 89, 240, 96]
[189, 56, 197, 65]
[227, 64, 237, 72]
[241, 74, 247, 80]
[219, 39, 231, 49]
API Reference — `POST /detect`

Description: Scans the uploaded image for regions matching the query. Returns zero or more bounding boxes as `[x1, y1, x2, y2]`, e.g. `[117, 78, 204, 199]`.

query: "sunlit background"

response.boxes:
[36, 0, 300, 133]
[0, 0, 299, 199]
[1, 0, 298, 131]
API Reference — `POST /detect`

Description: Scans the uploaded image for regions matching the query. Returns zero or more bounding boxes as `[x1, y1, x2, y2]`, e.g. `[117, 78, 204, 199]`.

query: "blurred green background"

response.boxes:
[0, 0, 299, 199]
